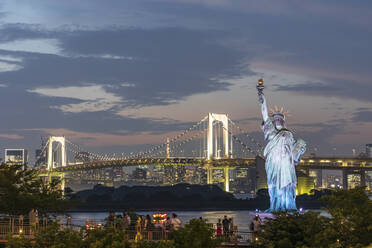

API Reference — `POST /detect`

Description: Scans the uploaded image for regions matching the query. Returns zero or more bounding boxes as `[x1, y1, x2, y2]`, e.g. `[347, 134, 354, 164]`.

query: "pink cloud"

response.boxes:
[0, 133, 24, 140]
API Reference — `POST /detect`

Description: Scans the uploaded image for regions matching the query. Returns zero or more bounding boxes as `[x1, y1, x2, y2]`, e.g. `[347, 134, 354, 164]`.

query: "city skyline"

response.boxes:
[0, 0, 371, 159]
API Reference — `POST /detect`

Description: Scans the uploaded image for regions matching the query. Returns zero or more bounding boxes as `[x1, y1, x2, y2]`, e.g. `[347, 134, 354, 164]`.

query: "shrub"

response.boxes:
[172, 219, 221, 248]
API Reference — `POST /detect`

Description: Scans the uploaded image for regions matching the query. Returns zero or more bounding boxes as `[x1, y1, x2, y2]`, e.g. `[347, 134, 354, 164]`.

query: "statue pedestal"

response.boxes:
[249, 212, 275, 221]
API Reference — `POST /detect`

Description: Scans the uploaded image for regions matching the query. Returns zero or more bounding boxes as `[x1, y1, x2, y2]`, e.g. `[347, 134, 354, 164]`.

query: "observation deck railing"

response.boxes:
[0, 216, 254, 245]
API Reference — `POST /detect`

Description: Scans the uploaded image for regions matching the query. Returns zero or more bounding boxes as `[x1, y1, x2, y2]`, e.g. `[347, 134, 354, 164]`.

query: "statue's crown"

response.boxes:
[270, 106, 290, 119]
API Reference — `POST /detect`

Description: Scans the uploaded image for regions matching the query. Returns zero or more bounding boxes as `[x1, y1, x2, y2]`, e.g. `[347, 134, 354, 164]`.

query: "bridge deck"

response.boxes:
[35, 157, 372, 173]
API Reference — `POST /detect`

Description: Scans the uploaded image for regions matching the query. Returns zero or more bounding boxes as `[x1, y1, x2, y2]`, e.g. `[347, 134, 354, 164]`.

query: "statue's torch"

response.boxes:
[256, 78, 265, 93]
[256, 78, 265, 104]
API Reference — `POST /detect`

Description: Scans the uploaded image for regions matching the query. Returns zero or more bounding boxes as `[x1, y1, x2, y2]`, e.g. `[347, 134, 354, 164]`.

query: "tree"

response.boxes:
[321, 187, 372, 247]
[5, 234, 33, 248]
[254, 211, 331, 248]
[83, 227, 130, 248]
[172, 219, 221, 248]
[0, 163, 72, 215]
[33, 222, 84, 248]
[254, 187, 372, 248]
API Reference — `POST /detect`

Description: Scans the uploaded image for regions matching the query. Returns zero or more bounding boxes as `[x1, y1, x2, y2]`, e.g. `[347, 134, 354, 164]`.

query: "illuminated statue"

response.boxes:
[256, 79, 306, 212]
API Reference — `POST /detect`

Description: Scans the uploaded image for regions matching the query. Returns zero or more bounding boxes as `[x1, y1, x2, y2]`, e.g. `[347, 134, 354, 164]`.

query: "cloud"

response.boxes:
[0, 23, 51, 42]
[0, 39, 61, 55]
[0, 27, 252, 111]
[291, 120, 346, 154]
[275, 79, 372, 103]
[152, 0, 372, 30]
[28, 85, 120, 101]
[0, 133, 23, 140]
[28, 85, 123, 113]
[0, 54, 22, 62]
[351, 110, 372, 123]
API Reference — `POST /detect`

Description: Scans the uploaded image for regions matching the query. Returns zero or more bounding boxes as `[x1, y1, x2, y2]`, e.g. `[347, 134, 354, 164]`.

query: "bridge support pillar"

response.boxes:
[224, 167, 229, 192]
[166, 138, 170, 158]
[40, 172, 66, 196]
[342, 169, 348, 190]
[207, 168, 213, 185]
[60, 173, 65, 195]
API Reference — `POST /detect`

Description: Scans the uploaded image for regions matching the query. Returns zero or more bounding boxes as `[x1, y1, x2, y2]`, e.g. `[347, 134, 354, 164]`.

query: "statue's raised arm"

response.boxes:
[256, 79, 269, 122]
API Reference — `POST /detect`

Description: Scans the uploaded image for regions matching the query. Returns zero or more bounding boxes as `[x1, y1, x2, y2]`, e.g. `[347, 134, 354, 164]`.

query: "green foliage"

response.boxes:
[33, 222, 84, 248]
[254, 211, 331, 248]
[254, 187, 372, 248]
[131, 240, 175, 248]
[5, 234, 33, 248]
[83, 227, 130, 248]
[172, 219, 221, 248]
[0, 163, 72, 215]
[322, 187, 372, 247]
[6, 225, 178, 248]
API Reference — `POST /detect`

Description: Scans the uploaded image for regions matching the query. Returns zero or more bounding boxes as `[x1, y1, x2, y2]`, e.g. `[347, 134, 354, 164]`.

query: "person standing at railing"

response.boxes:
[164, 217, 171, 231]
[66, 216, 71, 227]
[222, 216, 229, 237]
[35, 210, 39, 230]
[124, 212, 131, 227]
[115, 215, 122, 228]
[229, 218, 234, 237]
[105, 211, 115, 228]
[135, 216, 143, 241]
[144, 215, 152, 230]
[28, 208, 36, 233]
[19, 215, 24, 226]
[171, 213, 181, 231]
[251, 215, 262, 241]
[121, 213, 129, 230]
[216, 219, 222, 237]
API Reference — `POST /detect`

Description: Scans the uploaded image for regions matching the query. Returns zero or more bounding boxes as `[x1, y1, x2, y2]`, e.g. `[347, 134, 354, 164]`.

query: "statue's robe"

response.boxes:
[262, 119, 297, 212]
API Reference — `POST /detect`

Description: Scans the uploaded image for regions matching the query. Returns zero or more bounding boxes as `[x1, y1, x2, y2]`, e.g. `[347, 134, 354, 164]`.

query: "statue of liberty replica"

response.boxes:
[256, 78, 306, 212]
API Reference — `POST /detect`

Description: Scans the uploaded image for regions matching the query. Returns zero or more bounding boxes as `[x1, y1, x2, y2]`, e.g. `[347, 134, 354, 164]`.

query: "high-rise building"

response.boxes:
[133, 168, 147, 180]
[366, 144, 372, 158]
[5, 149, 28, 165]
[35, 149, 46, 167]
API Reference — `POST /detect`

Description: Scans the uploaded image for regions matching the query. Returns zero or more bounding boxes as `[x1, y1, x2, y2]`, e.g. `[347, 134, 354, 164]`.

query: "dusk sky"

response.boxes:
[0, 0, 371, 160]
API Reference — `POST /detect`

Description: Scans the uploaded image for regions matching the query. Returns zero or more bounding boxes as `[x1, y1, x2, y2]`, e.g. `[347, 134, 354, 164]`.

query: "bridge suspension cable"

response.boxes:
[228, 118, 263, 150]
[127, 116, 208, 159]
[219, 123, 262, 157]
[34, 139, 49, 166]
[65, 139, 115, 161]
[228, 117, 264, 154]
[169, 125, 208, 158]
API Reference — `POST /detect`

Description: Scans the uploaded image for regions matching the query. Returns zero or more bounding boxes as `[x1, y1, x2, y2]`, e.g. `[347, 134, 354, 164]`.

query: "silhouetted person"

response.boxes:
[222, 216, 229, 236]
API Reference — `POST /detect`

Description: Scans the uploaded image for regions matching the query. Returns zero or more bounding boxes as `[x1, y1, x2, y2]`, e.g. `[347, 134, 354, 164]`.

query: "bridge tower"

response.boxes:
[47, 136, 67, 170]
[45, 136, 66, 193]
[207, 113, 230, 160]
[206, 113, 231, 192]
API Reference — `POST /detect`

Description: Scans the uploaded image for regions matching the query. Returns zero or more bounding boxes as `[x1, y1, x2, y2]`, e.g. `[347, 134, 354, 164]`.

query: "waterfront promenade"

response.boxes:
[0, 215, 254, 246]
